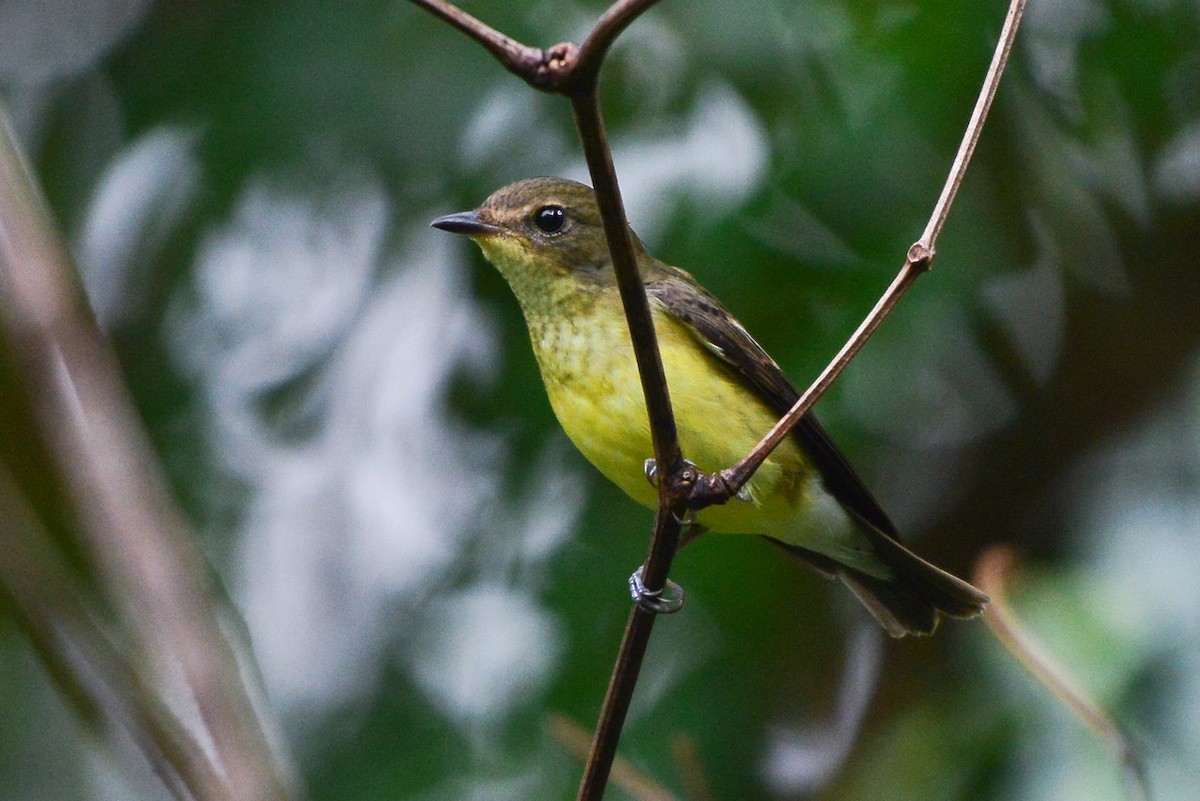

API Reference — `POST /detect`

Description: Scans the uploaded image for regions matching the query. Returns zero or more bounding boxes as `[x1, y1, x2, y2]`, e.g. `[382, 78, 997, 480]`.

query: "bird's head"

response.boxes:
[432, 177, 643, 306]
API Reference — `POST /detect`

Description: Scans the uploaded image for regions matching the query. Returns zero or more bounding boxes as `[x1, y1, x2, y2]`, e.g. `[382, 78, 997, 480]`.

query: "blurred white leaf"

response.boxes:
[982, 215, 1066, 386]
[763, 623, 882, 794]
[0, 0, 152, 87]
[170, 181, 581, 725]
[565, 81, 768, 240]
[76, 126, 201, 330]
[1153, 122, 1200, 204]
[408, 585, 563, 724]
[842, 303, 1019, 448]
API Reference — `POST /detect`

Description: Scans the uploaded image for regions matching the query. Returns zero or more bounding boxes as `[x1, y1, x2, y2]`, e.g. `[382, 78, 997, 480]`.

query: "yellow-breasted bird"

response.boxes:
[432, 177, 986, 637]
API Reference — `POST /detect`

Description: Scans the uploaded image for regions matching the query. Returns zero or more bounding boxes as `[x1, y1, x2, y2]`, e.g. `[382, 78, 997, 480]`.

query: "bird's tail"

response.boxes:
[767, 520, 988, 637]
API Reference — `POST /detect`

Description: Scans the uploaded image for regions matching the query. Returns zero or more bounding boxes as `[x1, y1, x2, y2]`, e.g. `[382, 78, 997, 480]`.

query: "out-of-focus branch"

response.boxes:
[671, 734, 716, 801]
[0, 469, 225, 801]
[550, 714, 681, 801]
[0, 104, 290, 801]
[975, 546, 1151, 801]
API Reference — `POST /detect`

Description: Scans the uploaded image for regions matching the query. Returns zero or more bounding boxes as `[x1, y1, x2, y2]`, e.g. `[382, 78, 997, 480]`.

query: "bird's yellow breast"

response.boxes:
[528, 301, 817, 536]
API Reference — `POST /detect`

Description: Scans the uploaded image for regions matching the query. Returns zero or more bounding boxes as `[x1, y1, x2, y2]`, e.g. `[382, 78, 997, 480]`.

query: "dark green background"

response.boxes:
[2, 0, 1198, 798]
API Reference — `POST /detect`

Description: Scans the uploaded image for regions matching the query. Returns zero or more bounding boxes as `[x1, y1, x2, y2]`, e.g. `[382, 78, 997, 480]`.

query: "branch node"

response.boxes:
[628, 566, 685, 614]
[531, 41, 580, 91]
[907, 241, 935, 272]
[681, 467, 741, 511]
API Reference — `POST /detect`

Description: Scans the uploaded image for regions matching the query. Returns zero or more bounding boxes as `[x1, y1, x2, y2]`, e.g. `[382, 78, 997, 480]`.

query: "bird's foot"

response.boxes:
[644, 459, 750, 510]
[681, 466, 751, 509]
[628, 566, 685, 614]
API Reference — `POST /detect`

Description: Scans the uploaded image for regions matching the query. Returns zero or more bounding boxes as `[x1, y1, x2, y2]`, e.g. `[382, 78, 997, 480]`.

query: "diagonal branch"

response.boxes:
[688, 0, 1029, 508]
[411, 1, 683, 796]
[0, 468, 228, 801]
[918, 0, 1027, 251]
[411, 3, 685, 799]
[975, 546, 1151, 801]
[0, 104, 290, 801]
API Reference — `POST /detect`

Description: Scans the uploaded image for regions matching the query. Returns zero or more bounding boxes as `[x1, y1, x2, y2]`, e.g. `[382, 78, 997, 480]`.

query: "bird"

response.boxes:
[432, 177, 986, 636]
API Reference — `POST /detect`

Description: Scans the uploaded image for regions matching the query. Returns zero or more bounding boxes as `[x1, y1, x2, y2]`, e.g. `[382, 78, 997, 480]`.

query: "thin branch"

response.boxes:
[409, 5, 691, 795]
[919, 0, 1028, 251]
[568, 36, 686, 801]
[575, 515, 682, 801]
[0, 469, 228, 801]
[975, 546, 1152, 801]
[688, 0, 1029, 508]
[567, 91, 682, 504]
[671, 734, 717, 801]
[712, 263, 923, 501]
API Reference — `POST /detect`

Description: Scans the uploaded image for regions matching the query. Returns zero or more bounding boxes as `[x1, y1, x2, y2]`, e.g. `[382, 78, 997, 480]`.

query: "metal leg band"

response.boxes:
[628, 566, 685, 614]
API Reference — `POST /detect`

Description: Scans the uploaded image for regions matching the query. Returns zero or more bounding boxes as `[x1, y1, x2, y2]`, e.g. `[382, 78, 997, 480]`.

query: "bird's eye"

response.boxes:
[533, 205, 567, 234]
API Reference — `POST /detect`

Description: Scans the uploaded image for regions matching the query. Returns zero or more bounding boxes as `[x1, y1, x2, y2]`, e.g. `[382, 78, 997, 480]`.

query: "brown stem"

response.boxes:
[0, 105, 289, 801]
[918, 0, 1028, 251]
[975, 546, 1151, 801]
[412, 2, 685, 798]
[568, 90, 683, 505]
[710, 262, 925, 504]
[566, 25, 687, 801]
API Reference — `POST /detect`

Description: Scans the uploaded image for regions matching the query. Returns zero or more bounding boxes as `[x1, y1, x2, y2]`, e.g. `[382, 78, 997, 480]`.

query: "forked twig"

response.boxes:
[975, 546, 1152, 801]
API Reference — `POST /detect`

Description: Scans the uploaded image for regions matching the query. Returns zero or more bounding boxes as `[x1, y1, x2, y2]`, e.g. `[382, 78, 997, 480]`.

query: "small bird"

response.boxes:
[432, 177, 986, 636]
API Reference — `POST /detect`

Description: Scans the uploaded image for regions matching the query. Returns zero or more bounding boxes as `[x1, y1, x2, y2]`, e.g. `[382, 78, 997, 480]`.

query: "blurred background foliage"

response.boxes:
[1, 0, 1199, 799]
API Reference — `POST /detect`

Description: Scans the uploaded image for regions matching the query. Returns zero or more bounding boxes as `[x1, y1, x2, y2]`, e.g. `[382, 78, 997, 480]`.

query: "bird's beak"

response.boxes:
[430, 210, 504, 237]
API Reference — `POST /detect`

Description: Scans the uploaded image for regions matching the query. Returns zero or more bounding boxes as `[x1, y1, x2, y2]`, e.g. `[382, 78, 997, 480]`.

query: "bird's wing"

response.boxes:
[645, 268, 901, 540]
